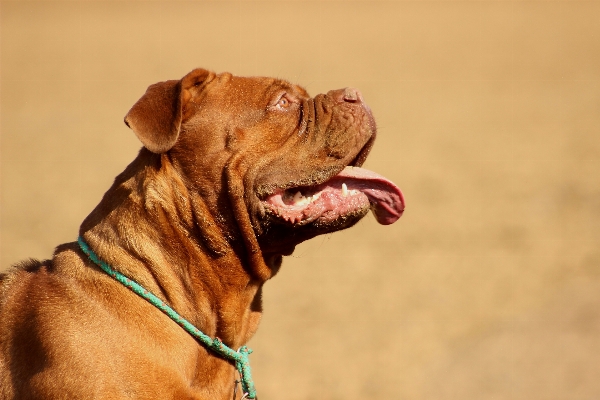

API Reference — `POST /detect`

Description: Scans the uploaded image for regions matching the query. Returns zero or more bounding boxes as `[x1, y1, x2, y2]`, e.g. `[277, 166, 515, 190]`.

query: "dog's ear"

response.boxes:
[179, 68, 211, 116]
[124, 69, 211, 153]
[124, 79, 182, 153]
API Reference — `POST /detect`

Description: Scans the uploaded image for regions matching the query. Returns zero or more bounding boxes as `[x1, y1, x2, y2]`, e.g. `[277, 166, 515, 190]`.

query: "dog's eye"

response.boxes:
[277, 97, 289, 108]
[272, 93, 296, 111]
[274, 95, 292, 110]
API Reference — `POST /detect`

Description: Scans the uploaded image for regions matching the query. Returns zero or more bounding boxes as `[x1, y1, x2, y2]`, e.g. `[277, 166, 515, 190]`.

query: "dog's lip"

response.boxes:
[261, 166, 405, 225]
[255, 144, 373, 198]
[255, 164, 346, 198]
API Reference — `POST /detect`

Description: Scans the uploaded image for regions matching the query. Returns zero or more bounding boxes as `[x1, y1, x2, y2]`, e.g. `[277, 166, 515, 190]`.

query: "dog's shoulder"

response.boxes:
[0, 242, 83, 299]
[0, 258, 49, 299]
[10, 258, 46, 273]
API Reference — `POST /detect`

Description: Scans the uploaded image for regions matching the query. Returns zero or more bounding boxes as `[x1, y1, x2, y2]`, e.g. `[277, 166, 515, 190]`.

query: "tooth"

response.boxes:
[293, 191, 303, 202]
[342, 183, 348, 197]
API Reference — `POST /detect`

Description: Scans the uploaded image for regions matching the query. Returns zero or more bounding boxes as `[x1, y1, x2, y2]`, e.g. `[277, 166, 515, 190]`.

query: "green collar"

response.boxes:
[77, 237, 257, 399]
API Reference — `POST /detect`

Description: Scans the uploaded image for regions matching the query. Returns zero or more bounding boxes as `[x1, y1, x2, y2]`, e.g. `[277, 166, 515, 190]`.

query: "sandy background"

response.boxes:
[1, 1, 599, 399]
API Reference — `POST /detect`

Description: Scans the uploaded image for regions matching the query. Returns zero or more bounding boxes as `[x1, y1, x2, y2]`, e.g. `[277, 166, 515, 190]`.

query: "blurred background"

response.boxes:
[1, 1, 599, 399]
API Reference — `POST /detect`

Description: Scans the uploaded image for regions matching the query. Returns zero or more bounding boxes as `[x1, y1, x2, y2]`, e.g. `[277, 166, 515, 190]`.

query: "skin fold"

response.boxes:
[0, 68, 402, 399]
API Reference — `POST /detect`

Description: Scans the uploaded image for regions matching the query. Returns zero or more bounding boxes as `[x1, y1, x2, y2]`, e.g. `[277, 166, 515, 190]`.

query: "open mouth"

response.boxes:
[262, 166, 405, 226]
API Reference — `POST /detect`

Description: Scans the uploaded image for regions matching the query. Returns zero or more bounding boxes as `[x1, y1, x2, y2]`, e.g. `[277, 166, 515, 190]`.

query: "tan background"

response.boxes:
[1, 1, 599, 399]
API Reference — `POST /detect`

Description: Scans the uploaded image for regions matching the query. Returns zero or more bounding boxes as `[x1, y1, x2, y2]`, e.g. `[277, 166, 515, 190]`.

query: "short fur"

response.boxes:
[0, 68, 380, 399]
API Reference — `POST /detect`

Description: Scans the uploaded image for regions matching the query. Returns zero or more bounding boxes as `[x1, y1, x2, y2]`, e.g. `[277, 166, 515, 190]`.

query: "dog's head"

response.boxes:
[125, 68, 404, 263]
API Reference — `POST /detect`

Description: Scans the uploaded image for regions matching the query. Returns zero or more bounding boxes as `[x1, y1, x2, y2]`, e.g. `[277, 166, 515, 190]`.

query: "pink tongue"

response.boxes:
[335, 166, 405, 225]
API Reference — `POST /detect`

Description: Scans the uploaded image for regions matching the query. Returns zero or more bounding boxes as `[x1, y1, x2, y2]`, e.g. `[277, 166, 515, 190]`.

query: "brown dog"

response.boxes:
[0, 69, 404, 399]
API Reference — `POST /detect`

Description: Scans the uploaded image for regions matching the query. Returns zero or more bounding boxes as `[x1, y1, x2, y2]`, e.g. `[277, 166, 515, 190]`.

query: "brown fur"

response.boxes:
[0, 68, 378, 399]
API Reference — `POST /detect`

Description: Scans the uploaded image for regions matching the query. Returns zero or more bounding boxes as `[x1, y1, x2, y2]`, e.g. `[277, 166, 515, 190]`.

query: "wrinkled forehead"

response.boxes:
[209, 72, 310, 104]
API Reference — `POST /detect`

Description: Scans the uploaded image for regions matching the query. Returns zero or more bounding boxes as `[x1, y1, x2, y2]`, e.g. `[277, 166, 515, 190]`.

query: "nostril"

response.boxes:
[343, 87, 361, 103]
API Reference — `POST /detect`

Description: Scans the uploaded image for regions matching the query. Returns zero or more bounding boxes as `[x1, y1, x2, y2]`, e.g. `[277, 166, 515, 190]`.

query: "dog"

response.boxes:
[0, 68, 404, 399]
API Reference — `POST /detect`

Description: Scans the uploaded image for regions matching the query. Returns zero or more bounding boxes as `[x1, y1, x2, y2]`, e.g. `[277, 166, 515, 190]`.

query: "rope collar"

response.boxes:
[77, 237, 257, 399]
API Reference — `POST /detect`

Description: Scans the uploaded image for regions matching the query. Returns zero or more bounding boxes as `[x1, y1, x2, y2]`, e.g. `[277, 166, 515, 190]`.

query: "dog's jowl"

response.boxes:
[0, 69, 404, 400]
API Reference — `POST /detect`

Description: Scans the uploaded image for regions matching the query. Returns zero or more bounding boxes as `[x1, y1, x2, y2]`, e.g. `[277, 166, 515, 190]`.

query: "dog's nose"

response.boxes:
[342, 87, 362, 103]
[327, 87, 364, 104]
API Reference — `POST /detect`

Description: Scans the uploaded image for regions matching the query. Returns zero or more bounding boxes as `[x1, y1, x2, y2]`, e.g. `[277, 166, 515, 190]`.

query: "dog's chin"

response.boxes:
[257, 206, 369, 256]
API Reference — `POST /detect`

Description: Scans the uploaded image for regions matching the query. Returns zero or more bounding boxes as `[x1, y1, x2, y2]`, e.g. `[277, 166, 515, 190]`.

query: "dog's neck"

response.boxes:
[79, 150, 264, 348]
